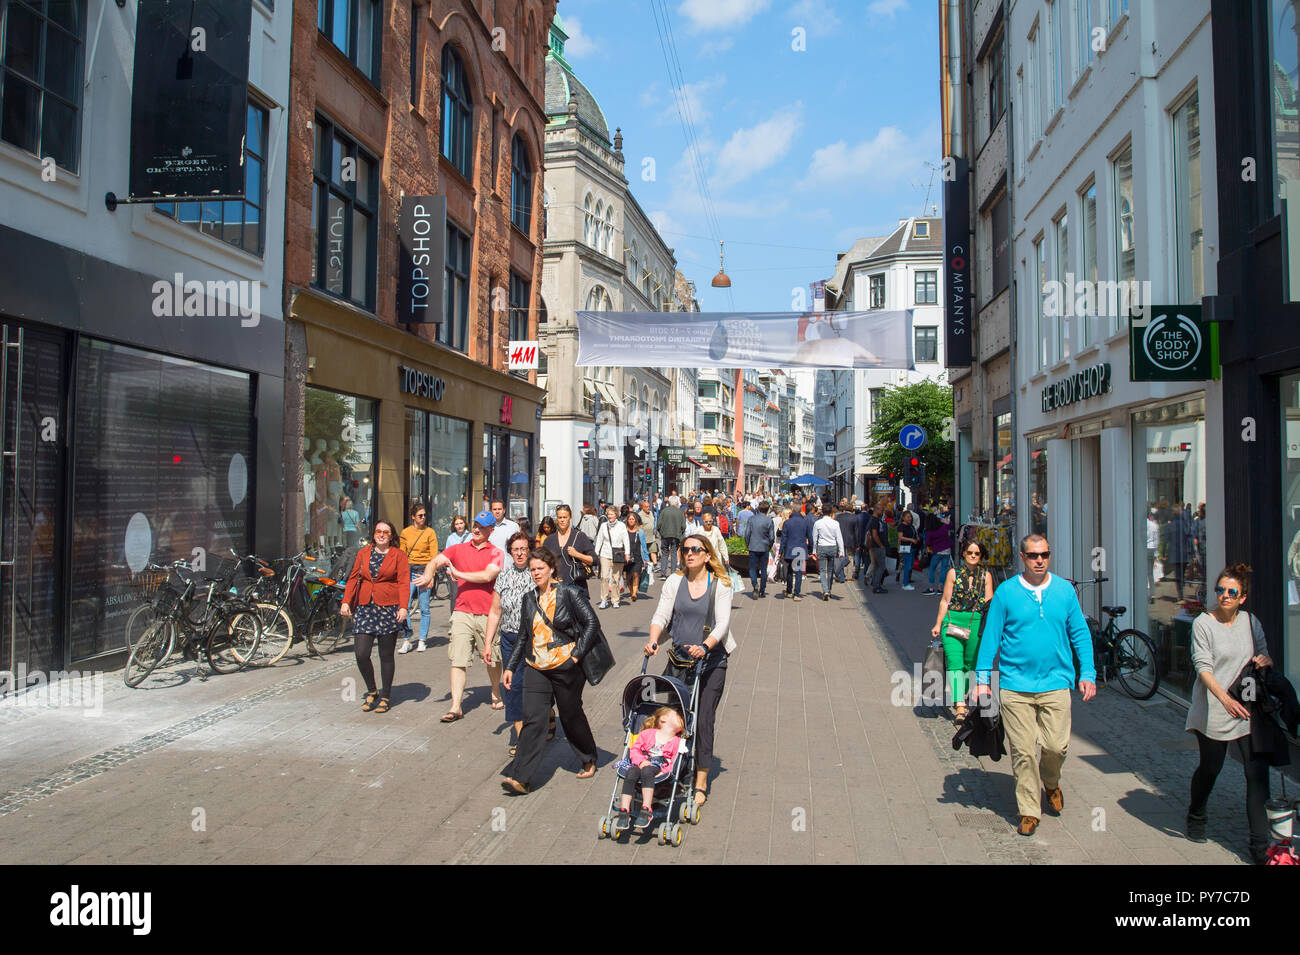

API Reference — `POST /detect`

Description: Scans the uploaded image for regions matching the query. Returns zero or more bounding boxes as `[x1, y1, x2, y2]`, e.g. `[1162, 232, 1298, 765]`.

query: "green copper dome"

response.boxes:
[545, 16, 611, 145]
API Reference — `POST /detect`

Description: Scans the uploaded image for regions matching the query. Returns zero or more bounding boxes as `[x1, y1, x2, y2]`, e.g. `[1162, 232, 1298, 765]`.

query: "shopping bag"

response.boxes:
[921, 638, 946, 706]
[1153, 559, 1165, 584]
[639, 566, 651, 596]
[767, 555, 778, 581]
[730, 570, 745, 592]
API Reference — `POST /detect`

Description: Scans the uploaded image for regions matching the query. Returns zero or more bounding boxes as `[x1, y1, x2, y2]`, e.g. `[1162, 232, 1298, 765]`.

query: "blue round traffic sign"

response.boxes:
[899, 425, 927, 451]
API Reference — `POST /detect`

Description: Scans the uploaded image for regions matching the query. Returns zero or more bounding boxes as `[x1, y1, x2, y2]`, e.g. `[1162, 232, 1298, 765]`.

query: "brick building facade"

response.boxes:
[283, 0, 556, 551]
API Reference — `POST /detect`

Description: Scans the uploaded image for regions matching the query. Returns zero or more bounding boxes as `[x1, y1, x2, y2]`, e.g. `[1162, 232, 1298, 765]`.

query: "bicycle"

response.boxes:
[1069, 576, 1161, 700]
[123, 558, 263, 687]
[235, 550, 350, 663]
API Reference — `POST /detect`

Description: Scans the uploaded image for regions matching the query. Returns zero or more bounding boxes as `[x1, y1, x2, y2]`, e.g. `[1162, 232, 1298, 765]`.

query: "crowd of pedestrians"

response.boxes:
[331, 487, 1295, 862]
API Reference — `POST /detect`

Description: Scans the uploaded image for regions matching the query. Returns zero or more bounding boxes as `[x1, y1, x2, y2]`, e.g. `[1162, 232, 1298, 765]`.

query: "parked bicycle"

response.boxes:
[123, 558, 263, 687]
[1069, 576, 1161, 700]
[235, 549, 350, 665]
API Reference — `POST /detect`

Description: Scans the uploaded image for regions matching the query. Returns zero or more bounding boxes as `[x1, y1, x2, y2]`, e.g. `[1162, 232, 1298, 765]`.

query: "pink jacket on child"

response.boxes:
[629, 728, 684, 774]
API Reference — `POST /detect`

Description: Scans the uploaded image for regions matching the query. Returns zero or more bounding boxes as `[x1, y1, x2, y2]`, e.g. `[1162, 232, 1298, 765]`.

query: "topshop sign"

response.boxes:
[1042, 363, 1111, 412]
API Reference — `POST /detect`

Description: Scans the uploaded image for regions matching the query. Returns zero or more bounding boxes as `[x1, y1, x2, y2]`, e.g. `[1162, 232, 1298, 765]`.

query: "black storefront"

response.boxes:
[0, 225, 284, 681]
[1209, 0, 1300, 712]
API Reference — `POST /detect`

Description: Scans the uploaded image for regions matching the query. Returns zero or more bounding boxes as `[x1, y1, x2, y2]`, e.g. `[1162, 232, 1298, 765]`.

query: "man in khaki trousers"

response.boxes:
[974, 535, 1096, 836]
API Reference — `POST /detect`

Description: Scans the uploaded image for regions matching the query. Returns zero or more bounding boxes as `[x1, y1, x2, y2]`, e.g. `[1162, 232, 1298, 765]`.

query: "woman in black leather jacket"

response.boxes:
[500, 548, 600, 794]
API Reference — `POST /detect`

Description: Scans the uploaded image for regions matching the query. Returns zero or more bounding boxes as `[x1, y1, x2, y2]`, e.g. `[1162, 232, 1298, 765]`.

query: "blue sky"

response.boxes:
[554, 0, 943, 312]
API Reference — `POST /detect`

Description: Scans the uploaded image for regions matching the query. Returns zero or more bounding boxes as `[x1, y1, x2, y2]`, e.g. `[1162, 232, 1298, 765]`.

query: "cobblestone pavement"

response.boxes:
[0, 570, 1272, 864]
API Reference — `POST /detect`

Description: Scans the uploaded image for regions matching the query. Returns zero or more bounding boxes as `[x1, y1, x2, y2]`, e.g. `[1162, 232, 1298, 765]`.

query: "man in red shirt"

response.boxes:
[420, 510, 503, 722]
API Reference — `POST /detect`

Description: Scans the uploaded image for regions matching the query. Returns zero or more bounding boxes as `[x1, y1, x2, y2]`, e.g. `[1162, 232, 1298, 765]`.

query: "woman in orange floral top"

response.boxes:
[500, 548, 601, 794]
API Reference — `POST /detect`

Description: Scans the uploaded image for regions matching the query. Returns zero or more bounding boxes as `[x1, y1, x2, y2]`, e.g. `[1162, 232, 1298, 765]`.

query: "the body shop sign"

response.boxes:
[1130, 305, 1216, 381]
[1042, 363, 1111, 412]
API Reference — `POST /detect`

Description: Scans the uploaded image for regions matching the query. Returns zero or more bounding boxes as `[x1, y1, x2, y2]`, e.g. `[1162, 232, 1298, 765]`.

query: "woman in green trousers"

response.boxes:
[931, 539, 994, 723]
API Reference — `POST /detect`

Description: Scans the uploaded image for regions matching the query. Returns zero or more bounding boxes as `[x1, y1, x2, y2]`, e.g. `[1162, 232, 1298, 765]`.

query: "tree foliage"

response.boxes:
[864, 381, 954, 494]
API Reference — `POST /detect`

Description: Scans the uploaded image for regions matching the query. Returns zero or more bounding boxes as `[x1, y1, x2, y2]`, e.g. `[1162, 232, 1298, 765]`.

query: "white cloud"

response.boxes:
[710, 103, 804, 190]
[788, 0, 842, 36]
[698, 36, 735, 57]
[867, 0, 907, 17]
[678, 0, 772, 31]
[639, 83, 660, 109]
[562, 15, 597, 57]
[799, 125, 936, 190]
[657, 75, 726, 126]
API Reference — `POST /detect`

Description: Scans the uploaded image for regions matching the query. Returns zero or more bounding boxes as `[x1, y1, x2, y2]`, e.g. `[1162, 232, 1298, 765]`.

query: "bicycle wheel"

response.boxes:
[248, 603, 294, 666]
[431, 572, 450, 601]
[205, 608, 262, 674]
[123, 603, 160, 652]
[1113, 629, 1160, 700]
[306, 597, 347, 655]
[124, 618, 175, 687]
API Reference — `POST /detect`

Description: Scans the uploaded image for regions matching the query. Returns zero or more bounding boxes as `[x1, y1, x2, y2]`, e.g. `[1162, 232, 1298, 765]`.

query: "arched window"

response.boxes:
[586, 285, 610, 311]
[441, 46, 474, 177]
[593, 199, 604, 251]
[582, 194, 593, 245]
[640, 264, 651, 296]
[510, 135, 532, 232]
[627, 239, 638, 281]
[603, 205, 614, 255]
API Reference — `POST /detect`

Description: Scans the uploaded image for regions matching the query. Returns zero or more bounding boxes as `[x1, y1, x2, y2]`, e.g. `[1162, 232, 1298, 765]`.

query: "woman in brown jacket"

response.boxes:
[341, 519, 410, 713]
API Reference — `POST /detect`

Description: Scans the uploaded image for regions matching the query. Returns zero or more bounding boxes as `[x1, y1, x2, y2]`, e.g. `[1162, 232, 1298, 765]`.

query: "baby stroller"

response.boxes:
[597, 658, 703, 846]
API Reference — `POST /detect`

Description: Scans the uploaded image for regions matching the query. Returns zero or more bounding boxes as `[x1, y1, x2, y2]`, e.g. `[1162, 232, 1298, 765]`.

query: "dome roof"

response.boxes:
[545, 18, 611, 144]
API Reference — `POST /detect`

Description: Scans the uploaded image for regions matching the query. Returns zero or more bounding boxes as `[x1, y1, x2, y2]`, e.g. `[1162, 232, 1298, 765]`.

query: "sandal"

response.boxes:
[361, 690, 380, 711]
[440, 711, 463, 723]
[491, 699, 505, 710]
[576, 762, 596, 779]
[954, 705, 968, 724]
[507, 745, 517, 757]
[373, 697, 390, 713]
[501, 777, 529, 795]
[693, 788, 708, 807]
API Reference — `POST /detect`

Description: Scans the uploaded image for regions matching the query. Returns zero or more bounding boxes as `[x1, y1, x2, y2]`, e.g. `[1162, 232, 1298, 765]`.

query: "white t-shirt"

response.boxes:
[1017, 572, 1051, 602]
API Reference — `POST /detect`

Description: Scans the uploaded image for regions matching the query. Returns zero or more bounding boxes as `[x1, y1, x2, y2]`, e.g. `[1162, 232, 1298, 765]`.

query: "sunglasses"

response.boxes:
[1214, 586, 1241, 597]
[415, 513, 426, 519]
[1022, 551, 1050, 560]
[682, 546, 707, 555]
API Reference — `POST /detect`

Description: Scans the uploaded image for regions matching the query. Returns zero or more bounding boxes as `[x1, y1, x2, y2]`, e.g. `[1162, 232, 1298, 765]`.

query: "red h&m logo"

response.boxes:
[500, 395, 514, 424]
[508, 344, 537, 368]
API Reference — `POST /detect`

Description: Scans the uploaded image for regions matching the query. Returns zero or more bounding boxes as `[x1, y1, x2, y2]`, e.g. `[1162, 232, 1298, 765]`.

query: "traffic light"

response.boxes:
[916, 462, 927, 488]
[903, 457, 920, 486]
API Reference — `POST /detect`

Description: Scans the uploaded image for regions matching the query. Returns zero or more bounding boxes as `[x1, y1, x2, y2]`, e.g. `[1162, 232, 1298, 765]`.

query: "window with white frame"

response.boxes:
[583, 194, 594, 246]
[1034, 235, 1048, 371]
[870, 388, 884, 423]
[1076, 0, 1094, 73]
[1080, 181, 1098, 347]
[586, 285, 610, 311]
[1, 0, 86, 172]
[1054, 213, 1070, 362]
[1109, 0, 1128, 28]
[986, 26, 1005, 131]
[914, 270, 937, 305]
[603, 205, 614, 255]
[1049, 0, 1066, 115]
[1015, 66, 1026, 177]
[1112, 142, 1135, 332]
[869, 274, 885, 308]
[915, 327, 939, 363]
[1027, 28, 1041, 143]
[1173, 91, 1203, 303]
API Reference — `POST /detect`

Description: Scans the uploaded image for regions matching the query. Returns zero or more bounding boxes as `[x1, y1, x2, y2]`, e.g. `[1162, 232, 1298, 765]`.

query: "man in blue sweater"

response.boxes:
[975, 534, 1096, 836]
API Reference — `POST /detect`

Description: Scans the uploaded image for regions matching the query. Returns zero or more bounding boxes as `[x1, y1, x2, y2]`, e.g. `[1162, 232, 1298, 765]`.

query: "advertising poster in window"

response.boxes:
[128, 0, 252, 200]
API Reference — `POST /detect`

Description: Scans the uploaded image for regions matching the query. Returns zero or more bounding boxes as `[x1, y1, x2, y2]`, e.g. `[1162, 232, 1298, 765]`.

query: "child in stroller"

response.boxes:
[615, 706, 686, 833]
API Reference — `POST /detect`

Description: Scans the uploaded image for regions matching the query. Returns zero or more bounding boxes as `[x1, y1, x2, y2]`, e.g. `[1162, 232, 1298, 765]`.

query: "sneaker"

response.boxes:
[792, 595, 803, 602]
[1185, 811, 1208, 843]
[612, 602, 620, 609]
[614, 809, 633, 833]
[416, 640, 427, 652]
[598, 600, 609, 609]
[903, 585, 916, 591]
[397, 639, 413, 654]
[633, 808, 653, 830]
[873, 587, 888, 594]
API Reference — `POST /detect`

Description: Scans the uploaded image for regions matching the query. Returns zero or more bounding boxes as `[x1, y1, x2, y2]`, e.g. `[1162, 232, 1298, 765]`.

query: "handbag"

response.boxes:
[945, 623, 971, 641]
[921, 638, 946, 705]
[918, 551, 932, 570]
[602, 524, 626, 564]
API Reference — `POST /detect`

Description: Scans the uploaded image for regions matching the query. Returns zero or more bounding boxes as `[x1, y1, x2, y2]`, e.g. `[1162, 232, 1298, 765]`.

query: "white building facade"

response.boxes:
[1008, 0, 1221, 702]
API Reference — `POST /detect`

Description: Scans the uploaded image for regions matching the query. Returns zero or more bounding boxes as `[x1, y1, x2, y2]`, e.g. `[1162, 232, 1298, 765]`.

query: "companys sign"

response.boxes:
[1130, 305, 1215, 381]
[942, 155, 973, 367]
[1042, 363, 1111, 412]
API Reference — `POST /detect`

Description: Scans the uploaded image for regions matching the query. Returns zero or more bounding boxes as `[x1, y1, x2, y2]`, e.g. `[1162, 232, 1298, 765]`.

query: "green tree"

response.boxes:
[864, 381, 953, 498]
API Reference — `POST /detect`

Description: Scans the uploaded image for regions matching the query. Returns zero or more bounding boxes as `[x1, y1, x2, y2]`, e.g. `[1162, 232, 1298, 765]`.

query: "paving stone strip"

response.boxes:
[0, 657, 355, 816]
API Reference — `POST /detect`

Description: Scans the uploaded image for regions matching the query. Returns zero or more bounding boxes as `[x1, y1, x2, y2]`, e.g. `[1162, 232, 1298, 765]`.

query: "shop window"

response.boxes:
[405, 408, 471, 543]
[1280, 373, 1300, 696]
[312, 116, 377, 310]
[0, 0, 85, 172]
[1131, 397, 1208, 701]
[69, 340, 252, 661]
[995, 411, 1014, 517]
[1028, 435, 1048, 537]
[302, 386, 377, 553]
[156, 100, 269, 256]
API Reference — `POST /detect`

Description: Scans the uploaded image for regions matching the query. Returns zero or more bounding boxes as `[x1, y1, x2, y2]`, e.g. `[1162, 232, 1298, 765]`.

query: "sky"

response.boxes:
[553, 0, 943, 314]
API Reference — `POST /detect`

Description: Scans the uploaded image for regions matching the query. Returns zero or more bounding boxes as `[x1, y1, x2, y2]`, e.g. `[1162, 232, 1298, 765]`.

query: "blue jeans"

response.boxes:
[498, 631, 525, 723]
[784, 559, 804, 596]
[929, 553, 952, 588]
[817, 546, 839, 595]
[853, 546, 868, 578]
[900, 549, 914, 587]
[407, 565, 430, 640]
[748, 550, 768, 594]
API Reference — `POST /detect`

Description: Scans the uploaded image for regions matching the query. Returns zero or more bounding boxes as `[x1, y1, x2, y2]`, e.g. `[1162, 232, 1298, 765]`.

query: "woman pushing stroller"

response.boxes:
[643, 532, 736, 809]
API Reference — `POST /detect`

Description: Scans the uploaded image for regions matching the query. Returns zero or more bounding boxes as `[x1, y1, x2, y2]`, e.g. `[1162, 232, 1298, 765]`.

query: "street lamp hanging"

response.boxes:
[710, 240, 731, 288]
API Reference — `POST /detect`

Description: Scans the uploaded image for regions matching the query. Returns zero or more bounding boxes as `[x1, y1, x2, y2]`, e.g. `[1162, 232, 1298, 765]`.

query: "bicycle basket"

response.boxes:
[132, 569, 168, 602]
[153, 585, 182, 615]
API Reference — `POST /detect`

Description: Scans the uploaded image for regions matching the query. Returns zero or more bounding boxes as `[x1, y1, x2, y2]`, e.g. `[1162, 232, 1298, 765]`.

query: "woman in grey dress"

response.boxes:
[1184, 563, 1275, 862]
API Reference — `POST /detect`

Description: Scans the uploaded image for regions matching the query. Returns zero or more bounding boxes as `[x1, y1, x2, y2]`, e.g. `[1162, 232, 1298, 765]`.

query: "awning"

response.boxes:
[595, 381, 620, 406]
[701, 444, 720, 456]
[726, 447, 739, 458]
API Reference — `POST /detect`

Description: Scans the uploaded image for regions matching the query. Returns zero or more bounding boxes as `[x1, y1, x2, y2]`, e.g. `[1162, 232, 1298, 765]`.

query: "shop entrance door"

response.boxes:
[0, 324, 68, 688]
[1071, 436, 1102, 619]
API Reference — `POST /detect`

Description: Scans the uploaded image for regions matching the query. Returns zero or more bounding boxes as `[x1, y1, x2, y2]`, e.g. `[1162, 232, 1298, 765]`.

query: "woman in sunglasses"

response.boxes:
[931, 539, 994, 723]
[642, 534, 735, 810]
[340, 519, 410, 714]
[1184, 563, 1275, 862]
